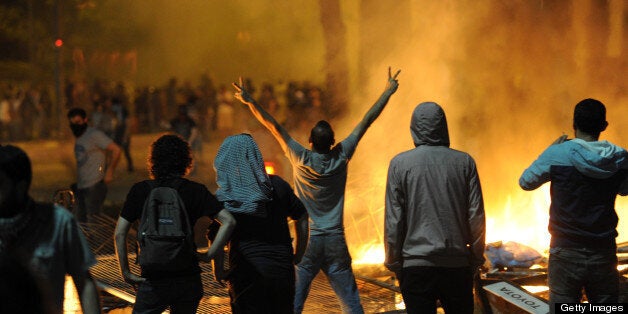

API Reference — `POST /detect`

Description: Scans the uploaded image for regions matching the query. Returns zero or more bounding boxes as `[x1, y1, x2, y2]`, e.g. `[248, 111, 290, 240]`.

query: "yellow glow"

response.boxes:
[485, 185, 552, 254]
[63, 275, 81, 313]
[264, 162, 275, 175]
[352, 243, 385, 265]
[522, 285, 549, 294]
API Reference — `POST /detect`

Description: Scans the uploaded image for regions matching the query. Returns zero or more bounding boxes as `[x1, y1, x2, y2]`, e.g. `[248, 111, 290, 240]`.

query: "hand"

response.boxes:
[385, 67, 401, 93]
[232, 77, 255, 104]
[122, 271, 146, 289]
[551, 134, 568, 145]
[212, 260, 229, 286]
[196, 251, 211, 263]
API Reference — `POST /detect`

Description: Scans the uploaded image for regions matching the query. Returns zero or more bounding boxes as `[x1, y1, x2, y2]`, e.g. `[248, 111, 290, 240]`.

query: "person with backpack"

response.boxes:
[114, 134, 235, 314]
[212, 133, 309, 313]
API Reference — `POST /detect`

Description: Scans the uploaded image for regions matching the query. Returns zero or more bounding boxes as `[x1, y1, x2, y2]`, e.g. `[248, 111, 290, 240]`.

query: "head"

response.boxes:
[177, 104, 189, 117]
[214, 133, 267, 180]
[0, 145, 32, 217]
[309, 120, 335, 153]
[410, 102, 450, 147]
[573, 98, 608, 140]
[66, 107, 88, 138]
[148, 134, 193, 180]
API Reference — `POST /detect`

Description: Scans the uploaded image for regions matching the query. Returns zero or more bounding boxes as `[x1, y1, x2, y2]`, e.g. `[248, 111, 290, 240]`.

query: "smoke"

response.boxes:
[342, 0, 627, 254]
[127, 0, 327, 85]
[117, 1, 626, 254]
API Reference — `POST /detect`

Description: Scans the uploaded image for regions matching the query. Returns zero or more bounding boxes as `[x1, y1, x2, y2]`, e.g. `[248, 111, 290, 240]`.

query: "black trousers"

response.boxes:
[398, 266, 474, 314]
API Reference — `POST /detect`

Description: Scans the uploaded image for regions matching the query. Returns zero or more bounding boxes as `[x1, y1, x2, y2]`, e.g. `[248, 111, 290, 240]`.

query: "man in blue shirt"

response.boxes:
[520, 98, 628, 310]
[233, 68, 400, 313]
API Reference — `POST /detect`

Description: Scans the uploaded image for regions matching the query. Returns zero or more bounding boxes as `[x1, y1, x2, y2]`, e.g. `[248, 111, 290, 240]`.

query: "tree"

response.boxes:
[319, 0, 350, 117]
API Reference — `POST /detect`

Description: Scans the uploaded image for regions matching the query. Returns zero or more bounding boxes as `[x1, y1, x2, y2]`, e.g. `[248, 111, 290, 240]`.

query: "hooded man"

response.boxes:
[385, 102, 486, 314]
[519, 98, 628, 309]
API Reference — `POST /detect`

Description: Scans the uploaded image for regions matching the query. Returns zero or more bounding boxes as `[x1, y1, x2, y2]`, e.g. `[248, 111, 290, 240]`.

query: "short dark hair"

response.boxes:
[0, 145, 32, 188]
[574, 98, 607, 135]
[309, 120, 335, 152]
[149, 134, 193, 179]
[67, 107, 87, 119]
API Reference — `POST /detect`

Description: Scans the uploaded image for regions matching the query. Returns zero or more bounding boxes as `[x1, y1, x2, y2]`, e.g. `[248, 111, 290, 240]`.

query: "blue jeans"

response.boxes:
[398, 266, 474, 314]
[548, 247, 618, 313]
[133, 274, 203, 314]
[75, 180, 107, 223]
[295, 234, 364, 314]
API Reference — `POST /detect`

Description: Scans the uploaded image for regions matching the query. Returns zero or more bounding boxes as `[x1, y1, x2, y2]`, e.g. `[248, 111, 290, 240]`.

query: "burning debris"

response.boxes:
[485, 241, 544, 269]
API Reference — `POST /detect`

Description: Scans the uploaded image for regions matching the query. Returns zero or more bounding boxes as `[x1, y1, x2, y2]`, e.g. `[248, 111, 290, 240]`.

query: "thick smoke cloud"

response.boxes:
[122, 1, 625, 256]
[343, 0, 627, 255]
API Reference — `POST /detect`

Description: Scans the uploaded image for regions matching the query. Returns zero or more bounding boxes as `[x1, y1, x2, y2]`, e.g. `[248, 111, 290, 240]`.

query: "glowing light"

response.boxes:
[63, 275, 81, 313]
[264, 162, 275, 175]
[352, 242, 385, 265]
[522, 285, 549, 294]
[55, 39, 63, 47]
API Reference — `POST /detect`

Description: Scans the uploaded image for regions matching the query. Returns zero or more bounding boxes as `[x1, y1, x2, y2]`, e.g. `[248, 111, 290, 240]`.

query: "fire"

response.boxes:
[485, 185, 552, 254]
[352, 242, 385, 265]
[348, 182, 628, 265]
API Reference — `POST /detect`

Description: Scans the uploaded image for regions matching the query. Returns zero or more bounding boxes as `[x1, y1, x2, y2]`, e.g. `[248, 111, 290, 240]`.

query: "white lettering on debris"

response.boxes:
[483, 281, 550, 314]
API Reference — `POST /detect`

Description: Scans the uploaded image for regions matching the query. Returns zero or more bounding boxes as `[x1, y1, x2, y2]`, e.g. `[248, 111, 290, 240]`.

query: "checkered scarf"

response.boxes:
[214, 134, 273, 217]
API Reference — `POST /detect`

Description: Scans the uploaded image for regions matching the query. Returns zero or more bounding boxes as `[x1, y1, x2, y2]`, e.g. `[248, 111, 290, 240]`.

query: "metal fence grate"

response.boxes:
[82, 214, 404, 313]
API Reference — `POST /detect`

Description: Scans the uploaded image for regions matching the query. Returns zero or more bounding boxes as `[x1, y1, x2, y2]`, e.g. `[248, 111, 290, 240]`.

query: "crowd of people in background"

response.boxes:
[0, 74, 331, 144]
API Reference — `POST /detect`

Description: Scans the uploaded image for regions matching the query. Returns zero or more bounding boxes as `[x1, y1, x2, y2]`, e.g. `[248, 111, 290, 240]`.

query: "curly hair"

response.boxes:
[148, 134, 193, 179]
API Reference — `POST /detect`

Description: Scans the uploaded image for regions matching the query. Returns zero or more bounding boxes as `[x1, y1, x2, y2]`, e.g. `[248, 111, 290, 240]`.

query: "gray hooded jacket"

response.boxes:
[384, 102, 485, 271]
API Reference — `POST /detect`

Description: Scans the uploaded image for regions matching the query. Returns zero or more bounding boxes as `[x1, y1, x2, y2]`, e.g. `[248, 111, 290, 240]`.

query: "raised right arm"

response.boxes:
[233, 78, 293, 152]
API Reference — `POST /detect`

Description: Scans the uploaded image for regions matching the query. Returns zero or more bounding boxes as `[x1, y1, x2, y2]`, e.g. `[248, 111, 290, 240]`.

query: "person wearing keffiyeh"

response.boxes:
[213, 133, 309, 314]
[214, 133, 273, 217]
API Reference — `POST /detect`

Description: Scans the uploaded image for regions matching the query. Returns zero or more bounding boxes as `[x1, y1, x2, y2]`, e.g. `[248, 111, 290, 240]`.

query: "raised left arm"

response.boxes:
[350, 67, 400, 141]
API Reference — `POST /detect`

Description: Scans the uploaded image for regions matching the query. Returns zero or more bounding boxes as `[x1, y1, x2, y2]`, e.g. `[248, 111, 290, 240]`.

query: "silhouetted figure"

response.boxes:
[234, 67, 400, 314]
[213, 134, 309, 313]
[520, 98, 628, 310]
[385, 102, 486, 314]
[114, 134, 235, 314]
[0, 145, 101, 314]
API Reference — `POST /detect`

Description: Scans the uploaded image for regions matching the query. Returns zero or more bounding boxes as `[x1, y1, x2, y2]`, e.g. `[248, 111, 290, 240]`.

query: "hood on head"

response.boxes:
[411, 102, 450, 147]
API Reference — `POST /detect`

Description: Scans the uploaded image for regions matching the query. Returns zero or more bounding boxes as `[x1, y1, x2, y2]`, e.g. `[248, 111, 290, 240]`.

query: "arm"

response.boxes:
[233, 78, 293, 152]
[72, 271, 101, 314]
[211, 247, 227, 285]
[384, 161, 406, 273]
[204, 209, 236, 259]
[293, 213, 309, 264]
[350, 67, 400, 141]
[467, 161, 486, 270]
[104, 142, 121, 184]
[188, 126, 200, 146]
[519, 135, 568, 190]
[113, 216, 146, 286]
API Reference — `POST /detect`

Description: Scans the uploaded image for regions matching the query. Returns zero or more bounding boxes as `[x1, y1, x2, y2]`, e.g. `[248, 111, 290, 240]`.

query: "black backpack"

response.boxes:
[137, 179, 196, 271]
